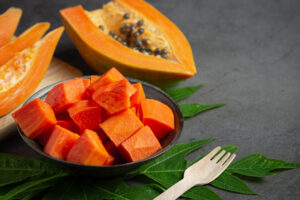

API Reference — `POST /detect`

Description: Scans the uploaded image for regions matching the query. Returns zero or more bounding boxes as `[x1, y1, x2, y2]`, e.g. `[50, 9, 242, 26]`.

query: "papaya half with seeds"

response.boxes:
[60, 0, 197, 86]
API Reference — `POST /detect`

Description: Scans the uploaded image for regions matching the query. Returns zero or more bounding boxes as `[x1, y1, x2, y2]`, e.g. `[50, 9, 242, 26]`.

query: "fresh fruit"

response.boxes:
[66, 129, 110, 166]
[12, 98, 57, 143]
[130, 82, 145, 108]
[0, 27, 64, 117]
[141, 98, 174, 140]
[44, 125, 80, 160]
[100, 109, 143, 147]
[119, 126, 162, 162]
[60, 0, 197, 86]
[0, 7, 22, 47]
[56, 120, 80, 133]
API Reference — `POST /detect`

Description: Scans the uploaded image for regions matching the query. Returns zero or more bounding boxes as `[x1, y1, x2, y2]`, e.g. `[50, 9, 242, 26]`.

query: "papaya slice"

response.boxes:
[0, 27, 64, 117]
[44, 125, 80, 160]
[60, 0, 197, 86]
[0, 7, 22, 47]
[66, 129, 110, 166]
[100, 109, 143, 147]
[12, 98, 57, 142]
[45, 77, 86, 113]
[141, 98, 174, 140]
[67, 100, 102, 131]
[0, 22, 50, 66]
[119, 125, 162, 162]
[130, 83, 145, 108]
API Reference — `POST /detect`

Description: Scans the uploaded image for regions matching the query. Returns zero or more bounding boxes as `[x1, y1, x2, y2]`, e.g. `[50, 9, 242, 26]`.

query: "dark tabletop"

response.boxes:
[0, 0, 299, 199]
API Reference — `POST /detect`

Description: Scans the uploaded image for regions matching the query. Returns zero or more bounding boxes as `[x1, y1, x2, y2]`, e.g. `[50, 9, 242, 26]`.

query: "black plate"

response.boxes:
[17, 76, 184, 178]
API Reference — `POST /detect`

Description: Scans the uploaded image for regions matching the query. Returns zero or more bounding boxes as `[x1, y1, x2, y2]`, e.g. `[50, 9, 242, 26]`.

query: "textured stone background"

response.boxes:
[0, 0, 299, 199]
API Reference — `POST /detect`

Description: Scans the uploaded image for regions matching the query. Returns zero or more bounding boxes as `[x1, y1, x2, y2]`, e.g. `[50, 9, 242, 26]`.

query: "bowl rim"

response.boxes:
[17, 76, 184, 169]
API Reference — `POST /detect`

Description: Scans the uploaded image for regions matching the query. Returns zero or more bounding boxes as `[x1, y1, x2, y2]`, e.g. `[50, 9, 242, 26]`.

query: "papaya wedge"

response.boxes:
[0, 7, 22, 47]
[60, 0, 197, 86]
[0, 27, 64, 117]
[0, 22, 50, 66]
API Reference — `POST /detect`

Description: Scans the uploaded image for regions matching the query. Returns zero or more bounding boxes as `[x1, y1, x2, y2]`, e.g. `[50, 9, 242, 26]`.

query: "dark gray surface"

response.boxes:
[0, 0, 299, 199]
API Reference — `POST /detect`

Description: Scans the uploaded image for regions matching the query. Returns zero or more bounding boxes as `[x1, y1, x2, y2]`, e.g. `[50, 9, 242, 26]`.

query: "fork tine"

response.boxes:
[212, 150, 226, 162]
[222, 153, 236, 168]
[219, 152, 231, 165]
[205, 146, 221, 160]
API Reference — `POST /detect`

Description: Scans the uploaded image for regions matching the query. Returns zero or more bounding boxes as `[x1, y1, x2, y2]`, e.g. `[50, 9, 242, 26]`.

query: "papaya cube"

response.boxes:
[66, 129, 110, 166]
[119, 126, 162, 162]
[100, 109, 143, 147]
[56, 120, 80, 133]
[141, 98, 174, 140]
[44, 125, 79, 160]
[130, 83, 146, 108]
[88, 67, 125, 93]
[12, 98, 57, 143]
[105, 140, 124, 163]
[45, 78, 86, 113]
[67, 100, 102, 131]
[129, 107, 136, 115]
[103, 155, 115, 166]
[96, 129, 109, 144]
[92, 79, 137, 115]
[81, 78, 90, 88]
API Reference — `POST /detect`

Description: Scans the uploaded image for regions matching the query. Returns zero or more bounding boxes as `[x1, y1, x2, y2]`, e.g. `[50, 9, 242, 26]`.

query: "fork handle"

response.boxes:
[154, 178, 195, 200]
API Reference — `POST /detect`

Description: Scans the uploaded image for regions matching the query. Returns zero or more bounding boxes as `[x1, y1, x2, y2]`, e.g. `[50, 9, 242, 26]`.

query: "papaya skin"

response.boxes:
[0, 7, 22, 48]
[0, 27, 64, 117]
[60, 1, 196, 86]
[0, 22, 50, 66]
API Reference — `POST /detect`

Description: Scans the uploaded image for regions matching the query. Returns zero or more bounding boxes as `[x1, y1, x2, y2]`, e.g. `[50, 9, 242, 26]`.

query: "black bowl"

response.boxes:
[17, 76, 183, 178]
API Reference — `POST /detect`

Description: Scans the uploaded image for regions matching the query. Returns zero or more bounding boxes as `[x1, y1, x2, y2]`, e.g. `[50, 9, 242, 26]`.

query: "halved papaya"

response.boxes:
[60, 0, 197, 86]
[0, 7, 22, 47]
[0, 27, 64, 117]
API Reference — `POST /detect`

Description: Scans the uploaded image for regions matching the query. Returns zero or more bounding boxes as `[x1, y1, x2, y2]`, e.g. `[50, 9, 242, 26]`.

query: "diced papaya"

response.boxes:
[88, 67, 125, 93]
[129, 107, 136, 115]
[105, 140, 124, 163]
[96, 129, 109, 143]
[101, 109, 111, 122]
[81, 78, 90, 88]
[141, 98, 174, 140]
[103, 155, 115, 165]
[57, 120, 80, 133]
[66, 129, 110, 166]
[92, 79, 137, 115]
[90, 75, 100, 84]
[67, 100, 102, 131]
[12, 98, 56, 144]
[119, 126, 162, 162]
[55, 111, 72, 121]
[45, 78, 86, 113]
[130, 83, 146, 108]
[44, 125, 79, 160]
[100, 109, 143, 147]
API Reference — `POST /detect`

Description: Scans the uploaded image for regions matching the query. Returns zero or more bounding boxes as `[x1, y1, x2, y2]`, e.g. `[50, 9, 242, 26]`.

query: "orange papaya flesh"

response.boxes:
[45, 77, 86, 114]
[88, 67, 125, 93]
[141, 98, 174, 140]
[66, 129, 110, 166]
[67, 100, 102, 131]
[119, 125, 162, 162]
[96, 129, 109, 144]
[129, 107, 136, 115]
[0, 7, 22, 48]
[44, 125, 80, 160]
[81, 78, 90, 88]
[103, 155, 115, 165]
[130, 83, 145, 108]
[105, 140, 124, 164]
[56, 120, 80, 134]
[12, 98, 57, 141]
[92, 79, 136, 115]
[0, 22, 50, 66]
[0, 27, 64, 117]
[60, 1, 196, 86]
[100, 109, 143, 147]
[90, 75, 100, 84]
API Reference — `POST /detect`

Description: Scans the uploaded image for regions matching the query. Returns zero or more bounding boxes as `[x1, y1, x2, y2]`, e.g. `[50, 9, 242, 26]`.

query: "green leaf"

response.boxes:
[164, 85, 203, 101]
[161, 81, 182, 89]
[228, 153, 300, 177]
[211, 171, 256, 195]
[183, 185, 222, 200]
[0, 153, 68, 187]
[180, 103, 225, 118]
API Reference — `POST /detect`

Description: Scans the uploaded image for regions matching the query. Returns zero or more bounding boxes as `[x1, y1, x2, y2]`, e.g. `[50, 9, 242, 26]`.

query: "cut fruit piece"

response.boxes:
[92, 79, 136, 115]
[119, 126, 162, 162]
[0, 22, 50, 66]
[88, 67, 125, 93]
[67, 100, 102, 131]
[45, 77, 86, 113]
[90, 75, 100, 84]
[81, 78, 90, 88]
[66, 129, 110, 166]
[12, 98, 57, 142]
[100, 109, 143, 147]
[57, 120, 80, 133]
[129, 107, 136, 115]
[60, 0, 196, 86]
[130, 83, 145, 108]
[103, 155, 115, 165]
[96, 129, 109, 143]
[0, 27, 64, 117]
[104, 140, 124, 163]
[141, 98, 174, 140]
[0, 7, 22, 48]
[44, 125, 79, 160]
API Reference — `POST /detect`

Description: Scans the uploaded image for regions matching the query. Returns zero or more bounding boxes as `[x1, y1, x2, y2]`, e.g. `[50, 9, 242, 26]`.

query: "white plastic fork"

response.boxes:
[154, 146, 236, 200]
